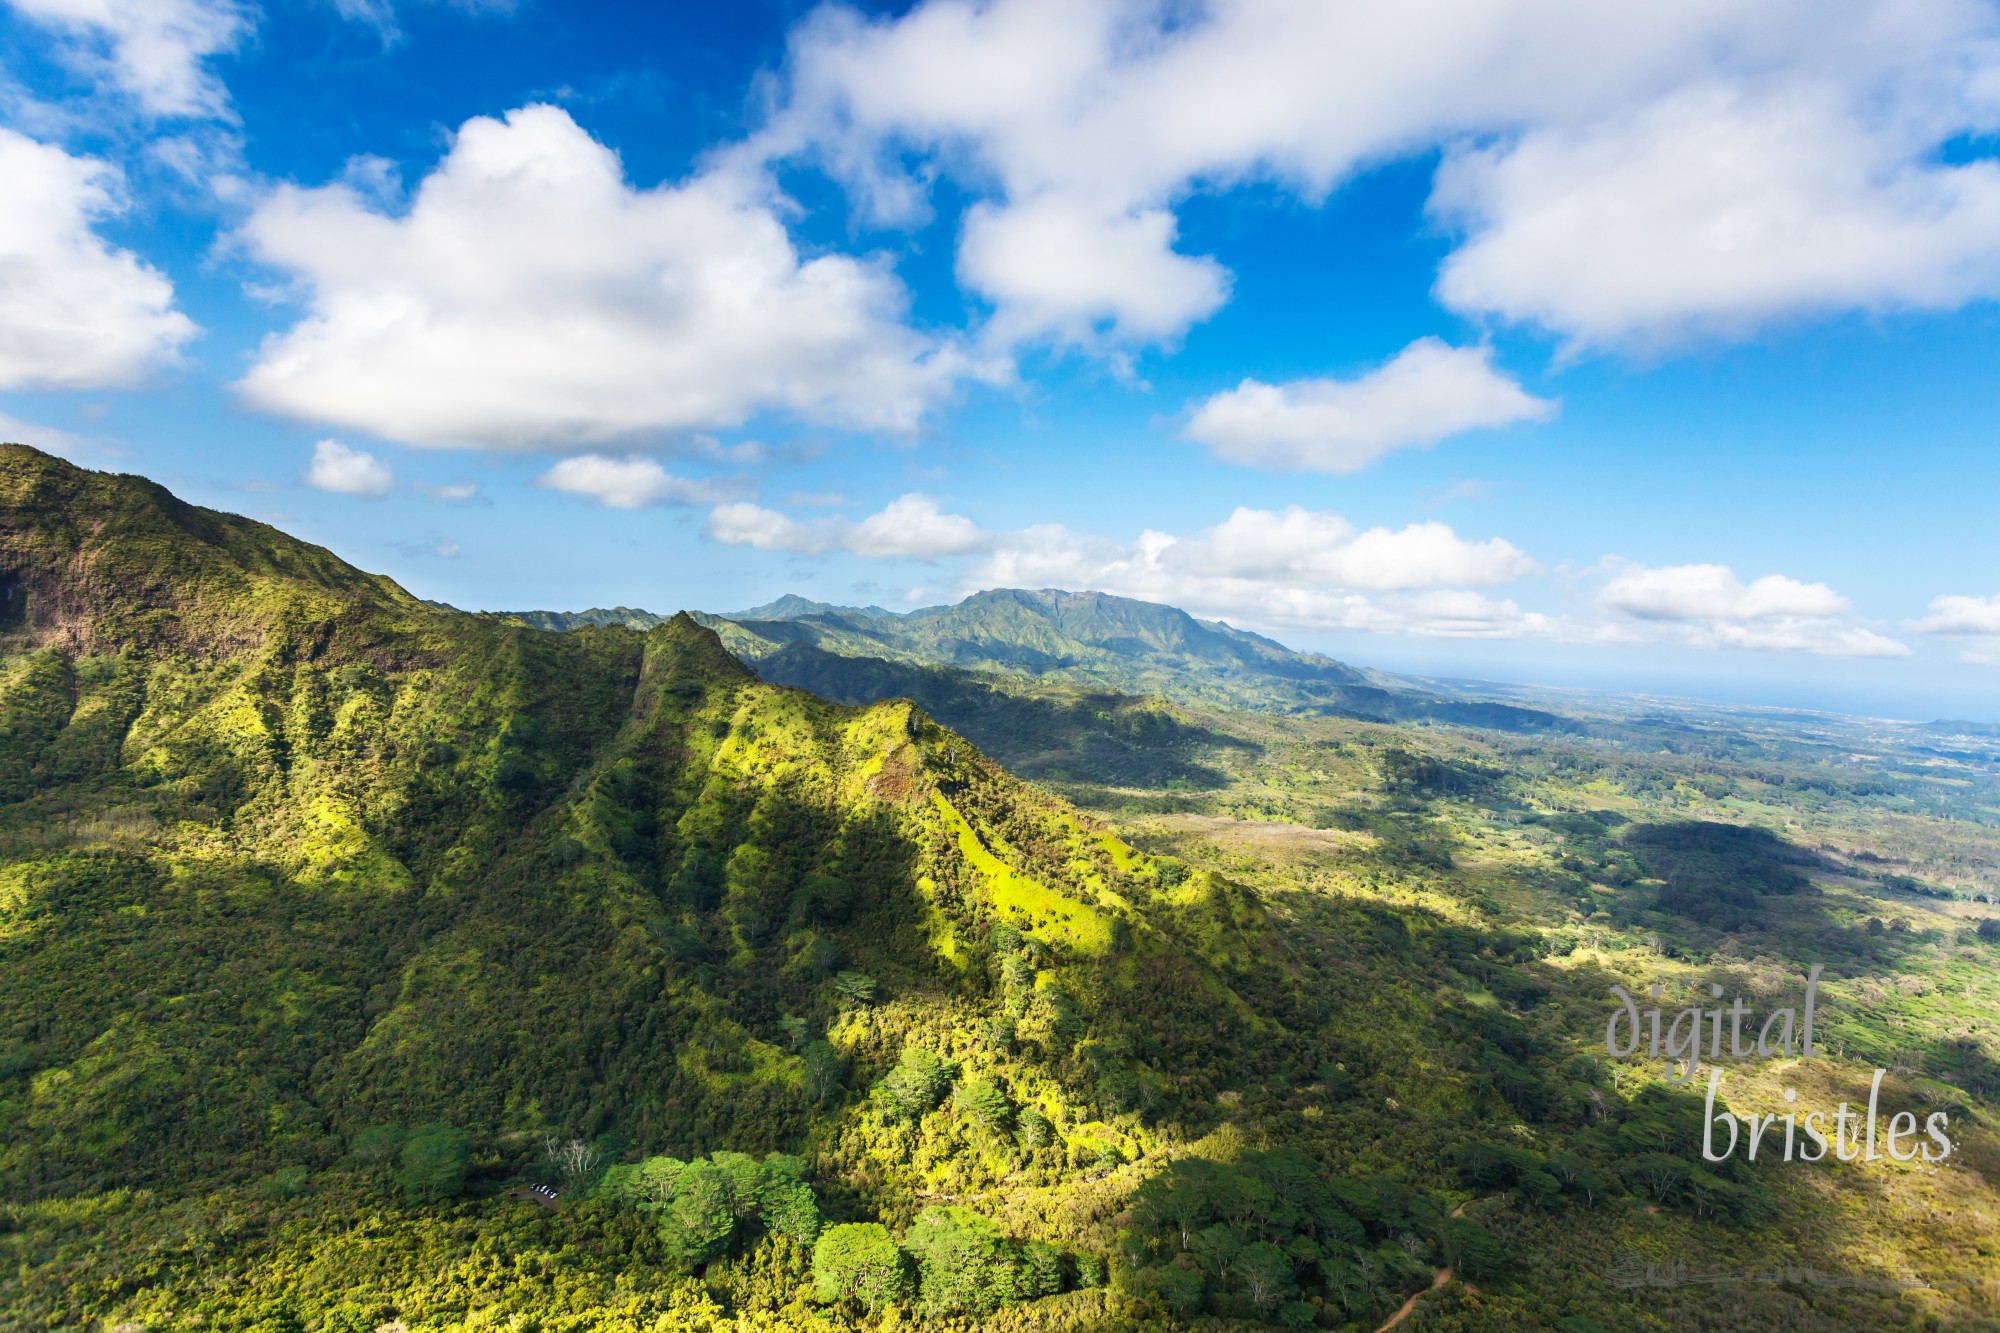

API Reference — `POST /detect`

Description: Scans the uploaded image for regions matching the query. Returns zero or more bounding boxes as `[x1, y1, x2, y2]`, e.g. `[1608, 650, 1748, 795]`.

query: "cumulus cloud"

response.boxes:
[757, 0, 2000, 349]
[963, 507, 1538, 632]
[706, 492, 989, 559]
[958, 197, 1228, 346]
[702, 490, 1914, 659]
[706, 491, 1541, 635]
[533, 455, 733, 510]
[1914, 593, 2000, 636]
[1432, 86, 2000, 348]
[236, 105, 968, 450]
[305, 439, 393, 497]
[1913, 593, 2000, 663]
[8, 0, 252, 119]
[0, 129, 195, 388]
[847, 493, 988, 558]
[706, 501, 826, 553]
[1184, 339, 1555, 473]
[1596, 561, 1905, 657]
[1598, 563, 1850, 622]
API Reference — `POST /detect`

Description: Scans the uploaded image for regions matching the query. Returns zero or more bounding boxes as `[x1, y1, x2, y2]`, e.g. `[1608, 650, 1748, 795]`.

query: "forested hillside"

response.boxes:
[4, 445, 2000, 1333]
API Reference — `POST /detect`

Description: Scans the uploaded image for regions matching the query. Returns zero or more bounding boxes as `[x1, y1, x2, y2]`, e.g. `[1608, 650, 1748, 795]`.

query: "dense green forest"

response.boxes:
[4, 444, 1999, 1332]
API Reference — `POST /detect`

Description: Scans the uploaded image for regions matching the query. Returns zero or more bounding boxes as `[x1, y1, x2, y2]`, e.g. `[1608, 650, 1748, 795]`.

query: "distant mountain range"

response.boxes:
[507, 587, 1571, 732]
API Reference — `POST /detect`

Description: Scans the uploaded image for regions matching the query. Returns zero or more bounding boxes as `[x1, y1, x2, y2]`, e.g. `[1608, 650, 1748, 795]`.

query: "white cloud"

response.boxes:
[697, 485, 1918, 660]
[1914, 593, 2000, 636]
[1196, 508, 1537, 590]
[533, 454, 731, 510]
[706, 501, 826, 553]
[1432, 86, 2000, 348]
[1184, 339, 1555, 473]
[305, 439, 393, 497]
[416, 480, 477, 501]
[758, 0, 2000, 349]
[1598, 563, 1849, 622]
[702, 490, 1915, 659]
[707, 496, 1531, 603]
[1913, 593, 2000, 662]
[236, 104, 970, 450]
[706, 493, 1539, 634]
[957, 197, 1228, 346]
[706, 492, 987, 560]
[7, 0, 252, 119]
[0, 129, 195, 389]
[965, 507, 1538, 633]
[1596, 561, 1906, 657]
[847, 493, 988, 558]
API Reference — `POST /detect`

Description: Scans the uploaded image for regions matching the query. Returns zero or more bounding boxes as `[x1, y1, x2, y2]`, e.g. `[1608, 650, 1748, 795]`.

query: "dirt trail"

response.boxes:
[1371, 1201, 1474, 1333]
[1374, 1265, 1452, 1332]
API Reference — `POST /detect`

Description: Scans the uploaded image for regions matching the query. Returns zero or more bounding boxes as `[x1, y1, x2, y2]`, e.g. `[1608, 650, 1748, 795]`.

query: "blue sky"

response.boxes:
[3, 0, 1999, 720]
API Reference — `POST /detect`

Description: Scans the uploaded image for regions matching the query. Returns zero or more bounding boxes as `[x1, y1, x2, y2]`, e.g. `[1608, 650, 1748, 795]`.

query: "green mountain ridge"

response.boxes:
[0, 446, 1480, 1329]
[7, 445, 2000, 1333]
[700, 586, 1382, 712]
[507, 588, 1573, 733]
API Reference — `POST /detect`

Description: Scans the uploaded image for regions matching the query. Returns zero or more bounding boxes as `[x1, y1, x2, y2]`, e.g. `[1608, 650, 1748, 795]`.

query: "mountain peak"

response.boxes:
[0, 443, 425, 657]
[731, 593, 894, 620]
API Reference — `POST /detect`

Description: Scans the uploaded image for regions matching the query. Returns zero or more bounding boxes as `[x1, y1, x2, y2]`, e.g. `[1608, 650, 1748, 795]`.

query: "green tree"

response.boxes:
[258, 1165, 308, 1198]
[1018, 1107, 1054, 1148]
[877, 1046, 955, 1118]
[1127, 1264, 1204, 1316]
[1518, 1167, 1563, 1210]
[350, 1124, 405, 1171]
[659, 1160, 736, 1267]
[1019, 1239, 1064, 1298]
[1547, 1152, 1604, 1205]
[903, 1205, 1024, 1316]
[671, 845, 723, 908]
[1235, 1240, 1297, 1313]
[1443, 1218, 1507, 1281]
[954, 1077, 1013, 1130]
[761, 1178, 821, 1244]
[802, 1038, 844, 1105]
[395, 1123, 470, 1204]
[832, 970, 878, 1006]
[813, 1222, 911, 1312]
[1621, 1152, 1691, 1206]
[757, 1152, 821, 1243]
[709, 1150, 769, 1218]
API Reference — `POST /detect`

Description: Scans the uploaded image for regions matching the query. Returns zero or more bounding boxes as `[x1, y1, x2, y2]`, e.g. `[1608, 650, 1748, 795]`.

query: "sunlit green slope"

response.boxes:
[6, 446, 2000, 1333]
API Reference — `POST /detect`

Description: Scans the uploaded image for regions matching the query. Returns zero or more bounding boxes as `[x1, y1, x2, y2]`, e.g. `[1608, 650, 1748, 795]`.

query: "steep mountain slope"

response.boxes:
[7, 447, 1998, 1333]
[0, 447, 1416, 1328]
[0, 447, 1257, 1180]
